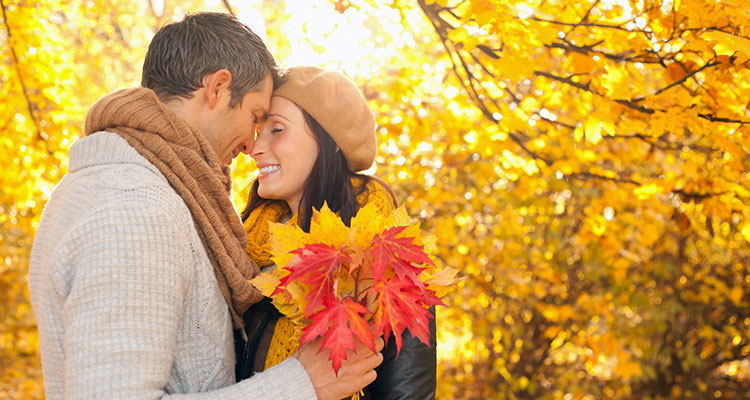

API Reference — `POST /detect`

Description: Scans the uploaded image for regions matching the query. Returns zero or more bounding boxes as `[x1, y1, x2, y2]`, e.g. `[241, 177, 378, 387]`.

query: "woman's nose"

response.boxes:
[250, 134, 267, 159]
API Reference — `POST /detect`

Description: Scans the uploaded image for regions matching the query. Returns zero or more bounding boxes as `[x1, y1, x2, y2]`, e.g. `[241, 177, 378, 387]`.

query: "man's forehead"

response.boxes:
[243, 96, 270, 117]
[246, 76, 273, 112]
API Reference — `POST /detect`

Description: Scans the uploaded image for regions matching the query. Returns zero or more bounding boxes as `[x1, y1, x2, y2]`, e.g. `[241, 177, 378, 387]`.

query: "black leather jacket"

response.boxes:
[234, 302, 436, 400]
[364, 307, 437, 399]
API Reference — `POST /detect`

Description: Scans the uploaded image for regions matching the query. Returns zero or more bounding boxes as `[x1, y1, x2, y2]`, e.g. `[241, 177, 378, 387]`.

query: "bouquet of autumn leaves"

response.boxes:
[250, 202, 457, 374]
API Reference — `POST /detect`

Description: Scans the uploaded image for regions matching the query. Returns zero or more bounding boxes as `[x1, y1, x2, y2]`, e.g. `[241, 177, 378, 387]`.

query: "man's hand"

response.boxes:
[296, 336, 385, 400]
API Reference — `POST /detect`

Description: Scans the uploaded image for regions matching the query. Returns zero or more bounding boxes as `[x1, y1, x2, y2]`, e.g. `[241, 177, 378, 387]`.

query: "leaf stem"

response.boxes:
[353, 263, 361, 302]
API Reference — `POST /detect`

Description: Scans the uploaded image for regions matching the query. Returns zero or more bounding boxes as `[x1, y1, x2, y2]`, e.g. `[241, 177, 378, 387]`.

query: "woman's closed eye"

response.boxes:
[270, 123, 284, 133]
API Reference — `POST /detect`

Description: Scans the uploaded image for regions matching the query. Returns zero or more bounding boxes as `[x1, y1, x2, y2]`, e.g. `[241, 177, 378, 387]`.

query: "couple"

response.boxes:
[28, 11, 434, 400]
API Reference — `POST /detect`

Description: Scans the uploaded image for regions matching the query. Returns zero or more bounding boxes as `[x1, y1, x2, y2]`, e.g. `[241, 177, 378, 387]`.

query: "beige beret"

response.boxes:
[273, 66, 376, 172]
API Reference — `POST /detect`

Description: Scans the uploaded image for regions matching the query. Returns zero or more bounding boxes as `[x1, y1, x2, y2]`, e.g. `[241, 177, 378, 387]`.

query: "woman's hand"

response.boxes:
[296, 336, 385, 400]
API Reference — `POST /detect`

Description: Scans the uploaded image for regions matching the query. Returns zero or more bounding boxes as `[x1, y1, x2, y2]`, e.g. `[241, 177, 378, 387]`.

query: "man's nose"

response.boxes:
[240, 135, 255, 155]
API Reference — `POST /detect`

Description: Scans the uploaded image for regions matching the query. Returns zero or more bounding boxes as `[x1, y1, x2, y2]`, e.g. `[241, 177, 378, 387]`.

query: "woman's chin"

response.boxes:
[257, 187, 280, 202]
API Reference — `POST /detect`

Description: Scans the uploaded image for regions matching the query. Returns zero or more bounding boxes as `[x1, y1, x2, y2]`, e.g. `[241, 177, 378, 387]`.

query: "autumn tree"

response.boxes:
[399, 0, 750, 398]
[3, 0, 750, 399]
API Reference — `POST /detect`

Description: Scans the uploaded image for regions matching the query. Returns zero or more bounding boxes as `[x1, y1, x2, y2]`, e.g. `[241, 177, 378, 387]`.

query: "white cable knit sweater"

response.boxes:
[28, 132, 317, 399]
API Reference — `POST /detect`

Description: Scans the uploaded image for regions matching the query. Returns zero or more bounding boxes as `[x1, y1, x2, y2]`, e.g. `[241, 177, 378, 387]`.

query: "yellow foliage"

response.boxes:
[5, 0, 750, 398]
[308, 203, 350, 247]
[269, 222, 310, 268]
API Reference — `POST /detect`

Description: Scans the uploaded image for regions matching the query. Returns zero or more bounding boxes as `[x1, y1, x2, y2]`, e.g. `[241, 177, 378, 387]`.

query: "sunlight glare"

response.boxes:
[279, 0, 407, 78]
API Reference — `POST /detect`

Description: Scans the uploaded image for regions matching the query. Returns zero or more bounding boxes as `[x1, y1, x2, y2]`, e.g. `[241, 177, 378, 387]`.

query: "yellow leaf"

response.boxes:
[386, 204, 412, 227]
[276, 281, 308, 321]
[537, 304, 574, 322]
[249, 272, 281, 297]
[270, 222, 309, 268]
[309, 202, 350, 246]
[604, 64, 630, 98]
[569, 52, 597, 74]
[633, 183, 661, 200]
[425, 267, 460, 297]
[421, 233, 437, 254]
[584, 117, 602, 144]
[397, 221, 422, 241]
[616, 358, 642, 379]
[543, 325, 562, 339]
[350, 201, 386, 248]
[593, 110, 615, 135]
[741, 222, 750, 243]
[703, 31, 750, 57]
[730, 286, 744, 305]
[664, 61, 698, 84]
[520, 97, 539, 112]
[504, 110, 532, 131]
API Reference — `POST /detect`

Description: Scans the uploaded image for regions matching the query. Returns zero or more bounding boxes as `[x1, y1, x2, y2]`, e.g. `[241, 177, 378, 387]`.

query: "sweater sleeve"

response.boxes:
[59, 199, 316, 400]
[167, 358, 316, 400]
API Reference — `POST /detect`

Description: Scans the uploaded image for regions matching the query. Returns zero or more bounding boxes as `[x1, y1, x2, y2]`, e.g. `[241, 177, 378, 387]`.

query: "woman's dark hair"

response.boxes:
[241, 109, 395, 232]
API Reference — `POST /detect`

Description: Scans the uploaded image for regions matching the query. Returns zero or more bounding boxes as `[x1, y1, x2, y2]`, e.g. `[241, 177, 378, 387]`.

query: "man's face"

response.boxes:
[209, 74, 274, 165]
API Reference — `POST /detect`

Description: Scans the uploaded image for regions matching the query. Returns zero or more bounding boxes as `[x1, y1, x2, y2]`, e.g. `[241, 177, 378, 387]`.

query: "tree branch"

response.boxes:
[673, 188, 725, 202]
[221, 0, 236, 16]
[545, 41, 656, 63]
[530, 16, 634, 32]
[605, 133, 720, 154]
[534, 71, 592, 92]
[653, 61, 720, 96]
[1, 0, 52, 155]
[567, 172, 640, 185]
[698, 113, 750, 125]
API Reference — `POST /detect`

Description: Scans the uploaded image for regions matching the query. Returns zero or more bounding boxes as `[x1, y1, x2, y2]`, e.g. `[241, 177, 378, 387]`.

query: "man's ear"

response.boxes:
[202, 69, 232, 110]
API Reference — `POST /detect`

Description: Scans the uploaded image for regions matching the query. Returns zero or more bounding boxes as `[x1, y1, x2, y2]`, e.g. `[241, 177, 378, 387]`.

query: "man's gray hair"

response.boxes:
[141, 12, 278, 108]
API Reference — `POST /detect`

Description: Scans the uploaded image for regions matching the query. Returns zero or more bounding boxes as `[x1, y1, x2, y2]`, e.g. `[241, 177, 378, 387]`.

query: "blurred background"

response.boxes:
[2, 0, 750, 398]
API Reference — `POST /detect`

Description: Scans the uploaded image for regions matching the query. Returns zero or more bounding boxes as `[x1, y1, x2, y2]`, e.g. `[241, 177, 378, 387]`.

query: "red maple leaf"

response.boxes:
[274, 243, 352, 317]
[371, 279, 439, 355]
[370, 226, 434, 286]
[300, 298, 375, 374]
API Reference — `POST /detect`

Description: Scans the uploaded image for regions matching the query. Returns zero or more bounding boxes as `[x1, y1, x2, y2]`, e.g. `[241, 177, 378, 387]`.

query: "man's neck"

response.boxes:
[161, 97, 192, 124]
[162, 95, 210, 135]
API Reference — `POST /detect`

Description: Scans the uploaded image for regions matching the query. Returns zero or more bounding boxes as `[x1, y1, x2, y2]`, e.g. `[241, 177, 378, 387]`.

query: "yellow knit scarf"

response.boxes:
[243, 177, 395, 370]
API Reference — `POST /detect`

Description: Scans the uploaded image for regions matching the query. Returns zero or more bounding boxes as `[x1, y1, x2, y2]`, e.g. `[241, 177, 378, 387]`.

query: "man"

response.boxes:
[28, 12, 382, 399]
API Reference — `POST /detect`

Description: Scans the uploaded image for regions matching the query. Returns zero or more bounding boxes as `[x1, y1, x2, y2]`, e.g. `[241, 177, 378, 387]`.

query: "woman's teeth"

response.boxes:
[260, 165, 280, 175]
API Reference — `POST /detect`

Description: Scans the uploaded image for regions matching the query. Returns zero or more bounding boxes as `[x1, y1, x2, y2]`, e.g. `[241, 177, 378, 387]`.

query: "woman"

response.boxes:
[236, 66, 436, 399]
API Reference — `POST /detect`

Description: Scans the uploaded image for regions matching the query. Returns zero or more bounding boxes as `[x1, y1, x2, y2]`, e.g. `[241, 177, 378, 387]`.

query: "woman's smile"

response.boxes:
[250, 96, 320, 212]
[258, 164, 281, 177]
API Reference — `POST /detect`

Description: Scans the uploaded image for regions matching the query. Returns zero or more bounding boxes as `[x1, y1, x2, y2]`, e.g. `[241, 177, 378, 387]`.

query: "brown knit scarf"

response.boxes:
[83, 87, 262, 329]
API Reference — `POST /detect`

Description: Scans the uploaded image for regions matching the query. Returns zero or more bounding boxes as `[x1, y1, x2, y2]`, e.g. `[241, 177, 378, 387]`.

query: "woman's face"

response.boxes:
[251, 96, 319, 212]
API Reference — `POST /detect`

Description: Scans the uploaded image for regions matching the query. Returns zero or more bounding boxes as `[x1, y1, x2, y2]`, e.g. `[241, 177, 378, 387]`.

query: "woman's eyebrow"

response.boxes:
[265, 113, 291, 122]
